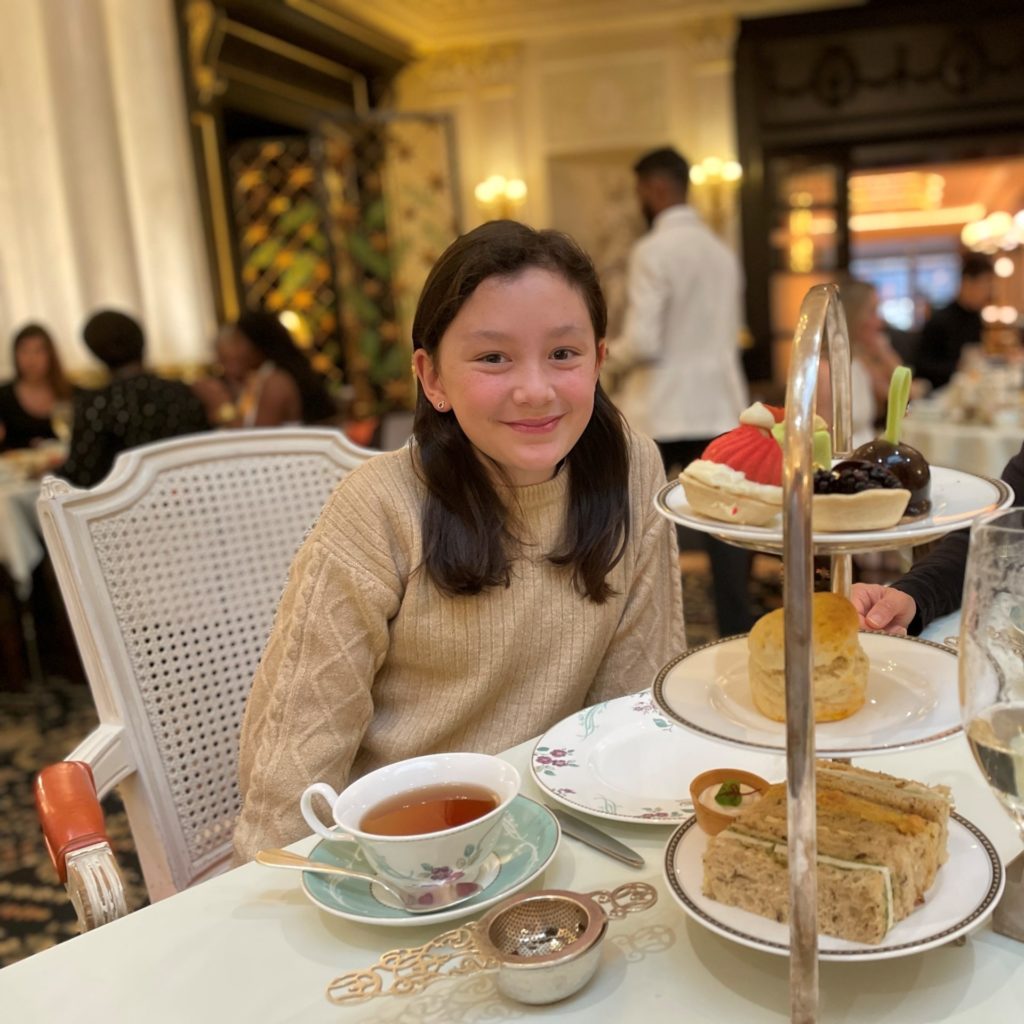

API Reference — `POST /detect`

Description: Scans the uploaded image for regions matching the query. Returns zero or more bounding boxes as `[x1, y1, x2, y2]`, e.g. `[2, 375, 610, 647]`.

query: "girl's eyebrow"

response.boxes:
[465, 324, 588, 342]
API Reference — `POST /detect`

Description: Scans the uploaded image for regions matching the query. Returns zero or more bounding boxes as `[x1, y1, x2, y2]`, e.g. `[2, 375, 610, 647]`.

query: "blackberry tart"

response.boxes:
[811, 459, 910, 531]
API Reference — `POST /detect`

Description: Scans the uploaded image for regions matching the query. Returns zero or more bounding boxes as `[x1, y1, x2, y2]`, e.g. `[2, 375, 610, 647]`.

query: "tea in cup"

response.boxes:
[300, 752, 520, 908]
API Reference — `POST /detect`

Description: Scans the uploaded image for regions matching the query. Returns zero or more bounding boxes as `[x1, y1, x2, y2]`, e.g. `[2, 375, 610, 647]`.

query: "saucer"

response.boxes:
[301, 795, 560, 927]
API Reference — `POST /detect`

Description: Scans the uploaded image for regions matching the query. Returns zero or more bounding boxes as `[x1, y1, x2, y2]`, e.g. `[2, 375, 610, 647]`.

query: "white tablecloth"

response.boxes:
[0, 477, 43, 598]
[1, 631, 1020, 1023]
[901, 415, 1021, 480]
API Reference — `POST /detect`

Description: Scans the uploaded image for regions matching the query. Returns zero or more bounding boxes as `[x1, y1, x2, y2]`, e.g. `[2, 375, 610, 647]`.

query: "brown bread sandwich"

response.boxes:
[701, 760, 952, 944]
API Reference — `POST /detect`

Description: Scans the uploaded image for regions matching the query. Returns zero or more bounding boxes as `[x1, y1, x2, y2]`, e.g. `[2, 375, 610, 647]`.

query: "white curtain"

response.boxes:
[0, 0, 216, 376]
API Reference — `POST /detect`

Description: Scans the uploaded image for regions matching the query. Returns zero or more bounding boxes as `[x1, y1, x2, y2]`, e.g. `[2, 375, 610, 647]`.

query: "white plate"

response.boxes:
[655, 465, 1012, 554]
[301, 795, 560, 927]
[531, 692, 784, 824]
[651, 633, 961, 757]
[663, 812, 1004, 961]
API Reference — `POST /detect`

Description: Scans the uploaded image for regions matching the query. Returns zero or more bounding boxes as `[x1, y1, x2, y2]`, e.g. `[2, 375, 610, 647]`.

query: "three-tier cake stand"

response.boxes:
[652, 284, 1014, 1023]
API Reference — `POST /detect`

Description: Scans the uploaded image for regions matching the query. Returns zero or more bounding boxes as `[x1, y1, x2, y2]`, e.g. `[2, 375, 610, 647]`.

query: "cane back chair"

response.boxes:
[33, 428, 374, 929]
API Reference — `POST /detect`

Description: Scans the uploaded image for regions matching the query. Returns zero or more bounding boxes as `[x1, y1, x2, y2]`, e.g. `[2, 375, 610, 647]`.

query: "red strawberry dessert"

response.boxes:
[680, 403, 787, 525]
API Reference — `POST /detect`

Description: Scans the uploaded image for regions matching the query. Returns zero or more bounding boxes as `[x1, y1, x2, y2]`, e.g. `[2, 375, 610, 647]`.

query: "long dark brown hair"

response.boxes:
[235, 312, 336, 424]
[12, 323, 72, 399]
[412, 220, 630, 603]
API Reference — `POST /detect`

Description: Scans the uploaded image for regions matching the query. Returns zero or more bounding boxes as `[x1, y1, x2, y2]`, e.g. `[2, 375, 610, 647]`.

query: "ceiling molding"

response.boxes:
[319, 0, 856, 54]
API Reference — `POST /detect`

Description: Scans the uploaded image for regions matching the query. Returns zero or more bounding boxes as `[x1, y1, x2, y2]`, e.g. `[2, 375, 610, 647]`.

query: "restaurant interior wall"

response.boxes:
[0, 0, 216, 378]
[171, 0, 466, 424]
[390, 17, 743, 347]
[735, 0, 1024, 384]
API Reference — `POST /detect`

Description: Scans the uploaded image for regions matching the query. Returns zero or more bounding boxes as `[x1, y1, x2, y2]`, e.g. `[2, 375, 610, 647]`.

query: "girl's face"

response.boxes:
[15, 334, 51, 383]
[415, 268, 605, 487]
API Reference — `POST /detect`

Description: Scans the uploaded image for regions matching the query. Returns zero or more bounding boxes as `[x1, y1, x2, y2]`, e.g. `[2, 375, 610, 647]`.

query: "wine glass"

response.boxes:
[959, 507, 1024, 939]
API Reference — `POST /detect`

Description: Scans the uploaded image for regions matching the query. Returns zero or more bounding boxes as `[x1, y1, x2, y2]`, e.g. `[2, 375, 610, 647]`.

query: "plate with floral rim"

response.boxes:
[301, 795, 560, 927]
[530, 691, 784, 824]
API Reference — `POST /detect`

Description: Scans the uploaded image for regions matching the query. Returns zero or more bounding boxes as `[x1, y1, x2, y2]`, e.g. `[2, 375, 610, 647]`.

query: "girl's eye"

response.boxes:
[478, 353, 507, 364]
[551, 348, 579, 361]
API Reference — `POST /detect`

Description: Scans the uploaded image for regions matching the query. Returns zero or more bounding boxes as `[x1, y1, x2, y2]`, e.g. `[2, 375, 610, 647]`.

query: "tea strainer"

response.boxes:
[326, 881, 657, 1006]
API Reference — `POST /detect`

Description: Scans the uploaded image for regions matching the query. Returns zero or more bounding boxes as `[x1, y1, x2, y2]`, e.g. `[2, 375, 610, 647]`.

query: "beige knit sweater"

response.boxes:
[233, 430, 685, 861]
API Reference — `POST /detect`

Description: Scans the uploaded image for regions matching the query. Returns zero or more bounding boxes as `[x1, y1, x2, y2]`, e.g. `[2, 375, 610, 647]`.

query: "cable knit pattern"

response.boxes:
[233, 429, 684, 861]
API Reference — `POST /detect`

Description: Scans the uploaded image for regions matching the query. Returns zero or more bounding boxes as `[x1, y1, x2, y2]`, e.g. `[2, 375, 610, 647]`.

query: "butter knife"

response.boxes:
[549, 807, 645, 868]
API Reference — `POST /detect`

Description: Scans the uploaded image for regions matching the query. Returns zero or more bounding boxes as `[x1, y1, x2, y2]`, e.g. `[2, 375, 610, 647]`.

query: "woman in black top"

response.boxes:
[852, 441, 1024, 634]
[60, 311, 209, 488]
[0, 323, 72, 451]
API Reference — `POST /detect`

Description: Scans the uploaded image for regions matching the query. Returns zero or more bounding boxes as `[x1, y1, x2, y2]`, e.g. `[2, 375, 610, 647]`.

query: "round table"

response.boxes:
[901, 413, 1022, 480]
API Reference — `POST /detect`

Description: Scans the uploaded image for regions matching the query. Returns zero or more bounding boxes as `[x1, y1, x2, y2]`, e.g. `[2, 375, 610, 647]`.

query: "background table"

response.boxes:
[901, 412, 1021, 480]
[0, 477, 44, 599]
[1, 622, 1020, 1023]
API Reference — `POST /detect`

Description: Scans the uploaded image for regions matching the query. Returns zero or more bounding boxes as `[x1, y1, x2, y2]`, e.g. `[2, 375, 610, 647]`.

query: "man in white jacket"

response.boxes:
[607, 147, 753, 635]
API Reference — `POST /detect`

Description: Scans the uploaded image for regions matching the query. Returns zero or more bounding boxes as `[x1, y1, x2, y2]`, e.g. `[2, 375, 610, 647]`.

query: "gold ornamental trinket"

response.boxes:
[326, 882, 657, 1007]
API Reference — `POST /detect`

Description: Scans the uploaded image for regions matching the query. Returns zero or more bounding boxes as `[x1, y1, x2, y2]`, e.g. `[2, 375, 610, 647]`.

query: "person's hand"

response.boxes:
[849, 583, 916, 635]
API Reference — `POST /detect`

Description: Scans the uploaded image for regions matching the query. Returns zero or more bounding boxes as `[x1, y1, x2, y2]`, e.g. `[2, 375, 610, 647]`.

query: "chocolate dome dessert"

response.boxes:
[852, 366, 931, 517]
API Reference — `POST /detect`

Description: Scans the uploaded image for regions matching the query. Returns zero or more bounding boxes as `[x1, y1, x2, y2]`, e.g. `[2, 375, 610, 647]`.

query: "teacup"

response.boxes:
[300, 752, 520, 907]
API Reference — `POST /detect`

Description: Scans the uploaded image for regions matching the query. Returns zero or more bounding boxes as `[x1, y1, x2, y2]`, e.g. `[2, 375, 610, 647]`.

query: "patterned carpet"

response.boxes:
[0, 556, 781, 968]
[0, 675, 148, 966]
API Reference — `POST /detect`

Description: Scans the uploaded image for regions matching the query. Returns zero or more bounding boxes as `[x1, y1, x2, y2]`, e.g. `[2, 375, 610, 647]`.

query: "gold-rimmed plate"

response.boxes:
[663, 811, 1003, 961]
[651, 633, 961, 758]
[655, 465, 1012, 555]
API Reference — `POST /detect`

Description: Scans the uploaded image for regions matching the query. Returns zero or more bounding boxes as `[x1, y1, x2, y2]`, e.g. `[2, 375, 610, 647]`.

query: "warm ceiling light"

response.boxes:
[849, 171, 946, 215]
[721, 161, 743, 182]
[850, 203, 987, 232]
[998, 306, 1018, 324]
[278, 311, 301, 333]
[982, 305, 1000, 323]
[474, 175, 527, 216]
[690, 156, 741, 186]
[474, 175, 506, 204]
[994, 256, 1015, 277]
[962, 210, 1024, 252]
[504, 178, 527, 202]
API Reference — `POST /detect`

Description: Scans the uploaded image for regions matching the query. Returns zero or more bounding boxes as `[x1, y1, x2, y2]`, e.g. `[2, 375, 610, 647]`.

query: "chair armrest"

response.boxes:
[35, 761, 112, 884]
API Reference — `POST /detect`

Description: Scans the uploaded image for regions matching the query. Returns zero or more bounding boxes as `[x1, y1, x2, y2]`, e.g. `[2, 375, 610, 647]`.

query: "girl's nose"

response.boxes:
[511, 365, 556, 406]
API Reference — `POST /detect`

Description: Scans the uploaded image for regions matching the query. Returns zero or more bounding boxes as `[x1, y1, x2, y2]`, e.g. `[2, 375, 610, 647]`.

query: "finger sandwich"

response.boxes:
[701, 761, 952, 944]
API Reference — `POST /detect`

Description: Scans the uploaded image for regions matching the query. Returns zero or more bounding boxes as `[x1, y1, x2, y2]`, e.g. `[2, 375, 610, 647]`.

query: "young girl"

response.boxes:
[233, 221, 685, 860]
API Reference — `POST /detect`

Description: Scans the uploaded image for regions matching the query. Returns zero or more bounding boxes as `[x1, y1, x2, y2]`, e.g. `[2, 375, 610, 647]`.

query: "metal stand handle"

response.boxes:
[782, 284, 852, 1023]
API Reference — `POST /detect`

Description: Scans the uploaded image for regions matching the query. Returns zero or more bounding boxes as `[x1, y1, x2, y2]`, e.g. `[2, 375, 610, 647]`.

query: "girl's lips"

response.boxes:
[504, 415, 563, 434]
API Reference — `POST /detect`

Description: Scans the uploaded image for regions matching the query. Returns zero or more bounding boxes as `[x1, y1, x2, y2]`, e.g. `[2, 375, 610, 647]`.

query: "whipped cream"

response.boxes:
[698, 782, 763, 817]
[682, 459, 783, 501]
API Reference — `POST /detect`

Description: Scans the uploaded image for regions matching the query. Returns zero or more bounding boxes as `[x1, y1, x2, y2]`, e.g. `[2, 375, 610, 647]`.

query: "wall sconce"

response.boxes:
[474, 175, 528, 220]
[688, 157, 742, 235]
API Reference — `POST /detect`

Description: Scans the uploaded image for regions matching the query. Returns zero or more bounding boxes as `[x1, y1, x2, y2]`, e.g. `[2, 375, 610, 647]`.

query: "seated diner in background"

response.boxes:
[194, 312, 336, 428]
[0, 323, 72, 451]
[851, 437, 1024, 635]
[60, 310, 209, 488]
[837, 278, 924, 447]
[915, 252, 996, 392]
[233, 220, 686, 861]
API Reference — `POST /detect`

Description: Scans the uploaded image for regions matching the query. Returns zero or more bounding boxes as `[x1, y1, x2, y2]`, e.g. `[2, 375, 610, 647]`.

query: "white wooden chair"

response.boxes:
[32, 428, 374, 929]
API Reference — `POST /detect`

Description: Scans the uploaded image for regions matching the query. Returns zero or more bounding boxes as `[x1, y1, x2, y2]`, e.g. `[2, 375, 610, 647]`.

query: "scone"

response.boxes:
[747, 592, 868, 723]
